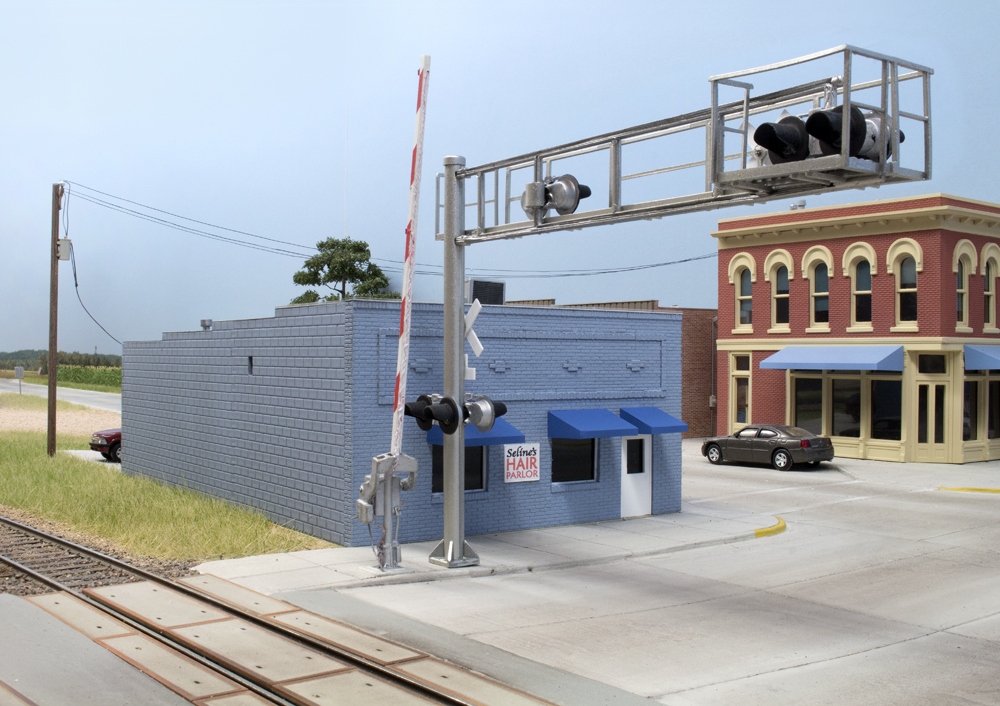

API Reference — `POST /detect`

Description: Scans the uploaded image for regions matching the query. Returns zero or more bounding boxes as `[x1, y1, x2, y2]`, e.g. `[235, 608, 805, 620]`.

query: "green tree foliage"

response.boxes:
[0, 350, 121, 373]
[290, 237, 399, 304]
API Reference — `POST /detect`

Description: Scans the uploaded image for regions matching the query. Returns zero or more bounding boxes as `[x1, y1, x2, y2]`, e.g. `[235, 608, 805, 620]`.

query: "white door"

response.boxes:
[620, 434, 652, 517]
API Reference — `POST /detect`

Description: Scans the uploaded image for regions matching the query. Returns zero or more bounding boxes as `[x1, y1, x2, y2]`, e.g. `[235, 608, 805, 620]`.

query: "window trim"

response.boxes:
[889, 239, 923, 332]
[728, 253, 756, 334]
[843, 243, 877, 333]
[764, 250, 794, 334]
[802, 246, 833, 333]
[981, 244, 1000, 333]
[769, 264, 791, 333]
[954, 239, 977, 333]
[730, 353, 752, 431]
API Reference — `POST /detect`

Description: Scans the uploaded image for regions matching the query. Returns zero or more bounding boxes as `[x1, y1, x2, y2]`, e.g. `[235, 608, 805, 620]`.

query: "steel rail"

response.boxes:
[0, 514, 483, 706]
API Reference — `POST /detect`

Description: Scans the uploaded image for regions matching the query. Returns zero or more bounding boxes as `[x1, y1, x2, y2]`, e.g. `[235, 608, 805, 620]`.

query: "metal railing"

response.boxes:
[435, 46, 932, 244]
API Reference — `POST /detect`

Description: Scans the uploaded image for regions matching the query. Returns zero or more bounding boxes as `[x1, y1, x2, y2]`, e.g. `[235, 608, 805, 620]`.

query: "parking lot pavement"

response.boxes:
[247, 441, 1000, 705]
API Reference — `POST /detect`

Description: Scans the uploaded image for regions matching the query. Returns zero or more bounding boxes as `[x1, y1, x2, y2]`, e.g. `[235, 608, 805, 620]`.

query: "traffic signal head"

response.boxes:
[464, 395, 508, 433]
[752, 111, 809, 164]
[521, 174, 592, 219]
[805, 105, 867, 157]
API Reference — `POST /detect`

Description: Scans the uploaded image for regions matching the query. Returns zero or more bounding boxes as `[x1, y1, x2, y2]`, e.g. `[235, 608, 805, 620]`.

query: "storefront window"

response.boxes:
[871, 380, 902, 440]
[990, 381, 1000, 440]
[735, 378, 748, 424]
[794, 378, 823, 435]
[432, 446, 486, 493]
[551, 438, 596, 483]
[964, 381, 978, 441]
[831, 379, 862, 437]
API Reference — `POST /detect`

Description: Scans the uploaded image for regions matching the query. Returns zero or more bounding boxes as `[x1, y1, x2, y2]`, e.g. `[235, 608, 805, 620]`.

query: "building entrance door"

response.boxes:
[916, 383, 948, 462]
[621, 435, 652, 517]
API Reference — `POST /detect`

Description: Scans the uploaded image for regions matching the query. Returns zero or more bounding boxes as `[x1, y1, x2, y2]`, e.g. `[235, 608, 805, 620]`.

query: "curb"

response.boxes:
[939, 487, 1000, 494]
[326, 515, 789, 590]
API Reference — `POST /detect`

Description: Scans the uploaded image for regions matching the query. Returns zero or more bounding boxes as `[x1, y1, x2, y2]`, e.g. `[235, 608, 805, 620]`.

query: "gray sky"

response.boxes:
[1, 0, 994, 355]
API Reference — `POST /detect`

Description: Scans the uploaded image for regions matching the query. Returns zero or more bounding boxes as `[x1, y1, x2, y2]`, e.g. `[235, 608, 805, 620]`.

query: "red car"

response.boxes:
[89, 428, 121, 463]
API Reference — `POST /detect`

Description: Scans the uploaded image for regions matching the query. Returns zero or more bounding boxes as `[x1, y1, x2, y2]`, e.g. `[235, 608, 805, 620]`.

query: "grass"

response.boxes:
[0, 392, 90, 413]
[0, 431, 333, 560]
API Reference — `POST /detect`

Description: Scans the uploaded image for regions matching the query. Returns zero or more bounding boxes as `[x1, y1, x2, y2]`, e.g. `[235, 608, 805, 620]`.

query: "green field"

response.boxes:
[0, 431, 333, 559]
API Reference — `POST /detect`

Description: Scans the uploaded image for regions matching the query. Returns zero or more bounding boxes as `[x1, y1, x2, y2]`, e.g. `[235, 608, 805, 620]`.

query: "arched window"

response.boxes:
[738, 267, 753, 326]
[953, 240, 976, 333]
[853, 260, 873, 325]
[802, 245, 833, 332]
[773, 265, 789, 327]
[957, 259, 968, 327]
[981, 244, 1000, 333]
[986, 260, 997, 330]
[728, 252, 756, 333]
[888, 238, 922, 332]
[812, 263, 830, 327]
[898, 256, 918, 322]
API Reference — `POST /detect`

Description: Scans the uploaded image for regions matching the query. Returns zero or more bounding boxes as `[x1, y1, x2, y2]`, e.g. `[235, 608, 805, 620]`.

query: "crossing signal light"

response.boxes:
[752, 111, 809, 164]
[805, 105, 867, 157]
[464, 395, 508, 433]
[521, 174, 592, 219]
[753, 106, 905, 166]
[404, 394, 460, 434]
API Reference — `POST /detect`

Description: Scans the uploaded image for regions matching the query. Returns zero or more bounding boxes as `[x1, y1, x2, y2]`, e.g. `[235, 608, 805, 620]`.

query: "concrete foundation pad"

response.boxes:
[0, 594, 189, 706]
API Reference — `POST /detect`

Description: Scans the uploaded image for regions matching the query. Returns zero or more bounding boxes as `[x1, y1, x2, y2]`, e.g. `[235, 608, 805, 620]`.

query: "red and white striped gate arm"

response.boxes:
[391, 55, 431, 459]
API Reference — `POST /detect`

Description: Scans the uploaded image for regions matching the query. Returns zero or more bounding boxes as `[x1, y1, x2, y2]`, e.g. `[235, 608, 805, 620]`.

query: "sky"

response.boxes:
[1, 0, 995, 355]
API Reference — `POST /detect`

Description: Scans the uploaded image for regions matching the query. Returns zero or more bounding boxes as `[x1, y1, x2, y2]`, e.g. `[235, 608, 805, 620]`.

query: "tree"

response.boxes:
[290, 237, 399, 304]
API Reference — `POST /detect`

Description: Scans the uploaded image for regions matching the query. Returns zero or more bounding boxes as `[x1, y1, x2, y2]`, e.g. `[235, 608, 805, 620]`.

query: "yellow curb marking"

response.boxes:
[754, 516, 786, 538]
[939, 487, 1000, 494]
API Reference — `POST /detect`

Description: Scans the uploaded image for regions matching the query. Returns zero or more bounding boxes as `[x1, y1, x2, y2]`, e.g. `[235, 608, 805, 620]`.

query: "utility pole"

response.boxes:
[47, 183, 63, 457]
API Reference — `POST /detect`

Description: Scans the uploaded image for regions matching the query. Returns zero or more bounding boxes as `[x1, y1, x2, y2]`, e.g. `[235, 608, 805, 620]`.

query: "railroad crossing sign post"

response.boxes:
[431, 45, 932, 567]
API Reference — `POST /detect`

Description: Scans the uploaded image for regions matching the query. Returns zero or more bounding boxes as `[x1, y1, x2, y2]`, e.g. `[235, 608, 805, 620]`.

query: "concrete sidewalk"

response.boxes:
[196, 502, 785, 595]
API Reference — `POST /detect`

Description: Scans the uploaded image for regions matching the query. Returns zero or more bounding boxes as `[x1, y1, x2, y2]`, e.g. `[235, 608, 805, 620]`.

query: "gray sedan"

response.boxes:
[701, 425, 834, 470]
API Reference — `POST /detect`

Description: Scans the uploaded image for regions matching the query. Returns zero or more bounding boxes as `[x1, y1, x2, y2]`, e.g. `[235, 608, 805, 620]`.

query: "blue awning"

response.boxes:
[427, 417, 526, 446]
[760, 345, 904, 371]
[620, 407, 688, 434]
[965, 345, 1000, 370]
[547, 409, 638, 439]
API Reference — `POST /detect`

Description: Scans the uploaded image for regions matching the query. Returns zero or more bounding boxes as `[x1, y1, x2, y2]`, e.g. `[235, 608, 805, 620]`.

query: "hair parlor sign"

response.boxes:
[504, 443, 540, 483]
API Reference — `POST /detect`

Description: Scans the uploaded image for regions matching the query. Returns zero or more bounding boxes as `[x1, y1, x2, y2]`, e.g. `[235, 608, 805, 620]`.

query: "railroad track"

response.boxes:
[0, 514, 553, 706]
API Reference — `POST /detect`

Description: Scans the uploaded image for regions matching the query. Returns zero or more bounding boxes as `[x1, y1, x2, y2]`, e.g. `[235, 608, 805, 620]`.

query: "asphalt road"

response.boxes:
[0, 379, 122, 413]
[335, 441, 1000, 705]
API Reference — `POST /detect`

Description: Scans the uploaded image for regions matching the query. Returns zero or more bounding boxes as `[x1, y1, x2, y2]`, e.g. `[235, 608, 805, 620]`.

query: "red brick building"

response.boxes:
[714, 193, 1000, 463]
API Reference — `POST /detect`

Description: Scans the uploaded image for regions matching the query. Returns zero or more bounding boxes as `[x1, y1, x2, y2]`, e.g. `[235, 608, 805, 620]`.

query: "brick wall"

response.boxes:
[122, 305, 353, 544]
[678, 308, 717, 437]
[123, 301, 685, 547]
[715, 229, 1000, 341]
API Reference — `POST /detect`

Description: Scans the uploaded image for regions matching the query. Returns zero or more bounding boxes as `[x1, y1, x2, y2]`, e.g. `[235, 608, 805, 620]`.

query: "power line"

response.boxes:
[67, 182, 716, 278]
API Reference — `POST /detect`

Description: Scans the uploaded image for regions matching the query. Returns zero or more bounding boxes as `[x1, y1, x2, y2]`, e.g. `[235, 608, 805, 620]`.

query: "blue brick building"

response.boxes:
[122, 300, 686, 547]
